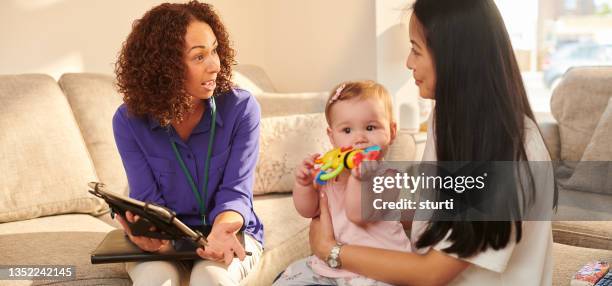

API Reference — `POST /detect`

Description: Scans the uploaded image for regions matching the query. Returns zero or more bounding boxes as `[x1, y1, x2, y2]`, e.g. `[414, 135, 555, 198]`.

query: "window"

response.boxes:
[496, 0, 612, 112]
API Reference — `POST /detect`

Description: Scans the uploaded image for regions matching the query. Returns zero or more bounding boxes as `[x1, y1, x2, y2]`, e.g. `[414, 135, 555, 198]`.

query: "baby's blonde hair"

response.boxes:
[324, 80, 395, 126]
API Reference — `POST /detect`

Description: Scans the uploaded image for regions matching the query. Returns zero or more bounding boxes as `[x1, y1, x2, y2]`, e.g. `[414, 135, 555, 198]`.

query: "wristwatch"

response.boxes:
[326, 242, 344, 269]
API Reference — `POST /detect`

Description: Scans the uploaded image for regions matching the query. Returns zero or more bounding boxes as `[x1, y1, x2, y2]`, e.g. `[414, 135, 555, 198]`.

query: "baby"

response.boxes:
[274, 80, 411, 286]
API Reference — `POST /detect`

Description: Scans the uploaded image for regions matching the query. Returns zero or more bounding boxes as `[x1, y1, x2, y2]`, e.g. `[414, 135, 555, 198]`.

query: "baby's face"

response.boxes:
[327, 97, 396, 156]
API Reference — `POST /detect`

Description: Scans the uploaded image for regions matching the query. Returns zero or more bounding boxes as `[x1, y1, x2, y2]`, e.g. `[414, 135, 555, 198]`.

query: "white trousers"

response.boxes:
[126, 234, 262, 286]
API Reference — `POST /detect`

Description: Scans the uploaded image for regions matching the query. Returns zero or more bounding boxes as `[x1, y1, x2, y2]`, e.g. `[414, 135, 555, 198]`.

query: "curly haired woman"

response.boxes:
[112, 1, 263, 285]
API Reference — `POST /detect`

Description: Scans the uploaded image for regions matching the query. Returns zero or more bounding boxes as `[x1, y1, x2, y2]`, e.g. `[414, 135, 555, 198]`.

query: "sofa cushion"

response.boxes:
[0, 231, 129, 285]
[0, 74, 107, 223]
[552, 242, 612, 286]
[555, 187, 612, 222]
[0, 214, 115, 234]
[553, 221, 612, 251]
[254, 113, 331, 195]
[0, 214, 124, 286]
[551, 66, 612, 162]
[559, 97, 612, 195]
[579, 97, 612, 162]
[244, 194, 311, 285]
[58, 73, 127, 195]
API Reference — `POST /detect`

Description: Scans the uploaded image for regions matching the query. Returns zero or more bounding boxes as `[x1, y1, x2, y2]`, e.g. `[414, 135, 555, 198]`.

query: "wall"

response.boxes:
[253, 0, 377, 92]
[375, 0, 423, 131]
[0, 0, 381, 93]
[0, 0, 268, 81]
[0, 0, 164, 80]
[0, 0, 422, 131]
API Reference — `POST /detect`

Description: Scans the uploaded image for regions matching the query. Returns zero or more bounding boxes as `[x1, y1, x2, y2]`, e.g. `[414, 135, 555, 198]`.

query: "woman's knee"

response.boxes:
[190, 260, 239, 286]
[126, 261, 181, 286]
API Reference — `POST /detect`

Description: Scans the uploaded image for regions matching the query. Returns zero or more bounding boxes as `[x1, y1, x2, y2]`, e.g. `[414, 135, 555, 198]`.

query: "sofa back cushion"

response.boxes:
[0, 74, 107, 223]
[551, 66, 612, 161]
[255, 92, 328, 118]
[233, 64, 329, 117]
[580, 97, 612, 161]
[58, 73, 127, 195]
[561, 97, 612, 194]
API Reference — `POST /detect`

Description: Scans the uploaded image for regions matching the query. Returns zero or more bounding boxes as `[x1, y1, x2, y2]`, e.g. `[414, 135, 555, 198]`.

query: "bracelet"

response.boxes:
[326, 242, 344, 269]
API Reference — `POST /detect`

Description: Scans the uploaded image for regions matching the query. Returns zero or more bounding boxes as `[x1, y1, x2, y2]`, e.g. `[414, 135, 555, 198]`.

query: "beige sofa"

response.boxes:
[538, 67, 612, 286]
[0, 65, 610, 286]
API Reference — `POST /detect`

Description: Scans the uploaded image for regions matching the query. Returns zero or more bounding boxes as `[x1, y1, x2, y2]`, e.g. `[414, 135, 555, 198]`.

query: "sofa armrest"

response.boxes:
[234, 64, 278, 93]
[535, 112, 560, 161]
[255, 91, 328, 118]
[553, 221, 612, 251]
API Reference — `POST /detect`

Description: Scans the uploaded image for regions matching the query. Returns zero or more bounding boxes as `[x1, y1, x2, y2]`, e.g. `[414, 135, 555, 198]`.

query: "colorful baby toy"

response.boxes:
[314, 145, 381, 185]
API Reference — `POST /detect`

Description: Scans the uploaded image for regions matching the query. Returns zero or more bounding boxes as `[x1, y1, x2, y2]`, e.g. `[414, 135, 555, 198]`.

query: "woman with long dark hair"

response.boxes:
[307, 0, 555, 284]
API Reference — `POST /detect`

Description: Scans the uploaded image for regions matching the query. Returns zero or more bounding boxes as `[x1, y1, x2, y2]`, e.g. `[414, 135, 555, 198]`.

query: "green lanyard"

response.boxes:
[169, 97, 216, 226]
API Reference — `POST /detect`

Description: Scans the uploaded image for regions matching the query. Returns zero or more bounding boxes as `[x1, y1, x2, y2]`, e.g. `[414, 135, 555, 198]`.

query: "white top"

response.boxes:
[411, 116, 554, 286]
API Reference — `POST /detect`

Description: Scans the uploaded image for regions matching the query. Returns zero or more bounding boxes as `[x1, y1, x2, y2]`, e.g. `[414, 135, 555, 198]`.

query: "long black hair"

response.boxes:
[412, 0, 546, 258]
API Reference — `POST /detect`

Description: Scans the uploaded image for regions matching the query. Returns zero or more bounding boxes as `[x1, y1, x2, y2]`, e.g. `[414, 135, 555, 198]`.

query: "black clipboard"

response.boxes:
[88, 182, 250, 264]
[91, 229, 201, 264]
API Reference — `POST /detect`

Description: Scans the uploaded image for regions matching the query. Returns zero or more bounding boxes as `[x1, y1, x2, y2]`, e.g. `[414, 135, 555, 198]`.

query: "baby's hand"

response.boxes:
[295, 153, 320, 187]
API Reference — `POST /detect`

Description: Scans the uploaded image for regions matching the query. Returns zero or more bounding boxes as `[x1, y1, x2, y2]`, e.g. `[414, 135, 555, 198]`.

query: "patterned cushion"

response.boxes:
[254, 113, 331, 195]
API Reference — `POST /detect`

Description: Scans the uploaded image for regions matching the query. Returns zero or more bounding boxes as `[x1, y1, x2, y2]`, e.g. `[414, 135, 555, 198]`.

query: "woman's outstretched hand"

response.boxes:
[309, 191, 338, 260]
[197, 221, 246, 265]
[116, 210, 171, 252]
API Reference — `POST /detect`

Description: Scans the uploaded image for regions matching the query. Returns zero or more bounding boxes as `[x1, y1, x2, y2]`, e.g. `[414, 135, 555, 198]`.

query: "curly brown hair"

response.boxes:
[115, 1, 235, 126]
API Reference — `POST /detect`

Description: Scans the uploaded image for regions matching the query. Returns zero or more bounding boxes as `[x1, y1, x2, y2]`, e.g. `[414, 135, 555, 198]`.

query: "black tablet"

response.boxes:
[88, 182, 250, 257]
